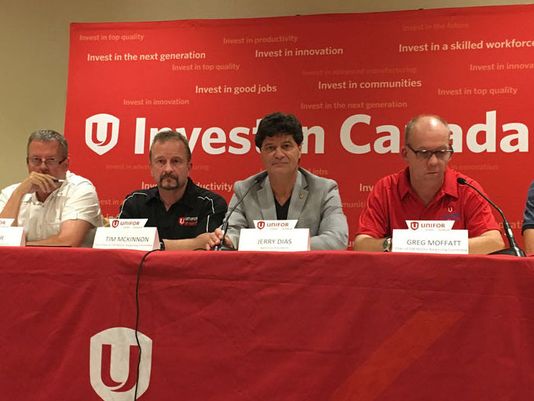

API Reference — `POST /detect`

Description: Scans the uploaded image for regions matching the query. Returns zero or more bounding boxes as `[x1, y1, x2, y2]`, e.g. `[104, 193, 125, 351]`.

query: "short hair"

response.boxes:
[404, 114, 450, 143]
[27, 129, 68, 158]
[255, 112, 304, 149]
[149, 130, 192, 161]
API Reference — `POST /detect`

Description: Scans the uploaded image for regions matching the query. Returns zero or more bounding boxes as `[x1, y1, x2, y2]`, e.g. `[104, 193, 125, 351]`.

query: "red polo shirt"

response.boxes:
[357, 167, 500, 238]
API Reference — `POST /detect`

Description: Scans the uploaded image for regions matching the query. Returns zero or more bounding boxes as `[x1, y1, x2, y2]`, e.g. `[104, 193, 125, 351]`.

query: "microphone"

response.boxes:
[457, 177, 525, 257]
[213, 171, 267, 251]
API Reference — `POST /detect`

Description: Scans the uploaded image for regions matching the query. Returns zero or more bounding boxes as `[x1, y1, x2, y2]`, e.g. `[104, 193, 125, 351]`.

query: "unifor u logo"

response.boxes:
[90, 327, 152, 401]
[85, 113, 120, 155]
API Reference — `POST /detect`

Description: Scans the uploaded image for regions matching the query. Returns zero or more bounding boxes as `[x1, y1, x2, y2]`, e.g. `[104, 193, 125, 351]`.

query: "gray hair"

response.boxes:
[27, 129, 68, 158]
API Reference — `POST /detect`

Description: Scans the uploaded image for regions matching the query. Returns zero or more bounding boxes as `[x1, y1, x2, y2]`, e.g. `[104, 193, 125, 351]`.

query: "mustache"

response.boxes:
[160, 172, 178, 181]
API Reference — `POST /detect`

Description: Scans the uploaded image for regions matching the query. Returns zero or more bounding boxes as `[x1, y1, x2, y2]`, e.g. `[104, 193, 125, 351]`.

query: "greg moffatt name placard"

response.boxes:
[392, 229, 468, 254]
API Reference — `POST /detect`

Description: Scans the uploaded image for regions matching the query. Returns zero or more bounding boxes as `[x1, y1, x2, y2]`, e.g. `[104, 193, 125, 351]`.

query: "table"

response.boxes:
[1, 247, 533, 400]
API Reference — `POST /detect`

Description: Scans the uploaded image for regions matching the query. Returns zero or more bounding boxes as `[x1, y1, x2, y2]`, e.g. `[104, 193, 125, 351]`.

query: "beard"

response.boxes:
[158, 173, 181, 190]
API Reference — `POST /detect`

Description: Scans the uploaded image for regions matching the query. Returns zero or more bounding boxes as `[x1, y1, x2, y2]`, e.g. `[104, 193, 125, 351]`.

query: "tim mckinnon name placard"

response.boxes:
[93, 227, 159, 251]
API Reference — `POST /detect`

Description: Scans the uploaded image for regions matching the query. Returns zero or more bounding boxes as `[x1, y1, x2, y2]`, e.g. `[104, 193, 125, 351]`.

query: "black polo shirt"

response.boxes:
[118, 178, 228, 240]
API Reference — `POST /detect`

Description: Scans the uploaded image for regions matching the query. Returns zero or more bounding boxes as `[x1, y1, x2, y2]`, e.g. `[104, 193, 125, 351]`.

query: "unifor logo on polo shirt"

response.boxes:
[179, 216, 198, 226]
[90, 327, 152, 401]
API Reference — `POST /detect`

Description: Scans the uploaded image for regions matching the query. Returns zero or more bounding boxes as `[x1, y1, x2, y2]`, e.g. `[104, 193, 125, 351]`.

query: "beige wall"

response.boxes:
[0, 0, 526, 187]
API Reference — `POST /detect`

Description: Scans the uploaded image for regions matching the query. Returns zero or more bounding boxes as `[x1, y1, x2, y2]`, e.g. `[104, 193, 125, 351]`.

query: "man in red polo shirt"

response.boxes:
[354, 114, 505, 254]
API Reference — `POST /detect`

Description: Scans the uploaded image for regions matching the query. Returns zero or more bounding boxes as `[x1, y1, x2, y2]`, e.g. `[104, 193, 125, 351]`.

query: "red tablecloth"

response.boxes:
[1, 247, 533, 400]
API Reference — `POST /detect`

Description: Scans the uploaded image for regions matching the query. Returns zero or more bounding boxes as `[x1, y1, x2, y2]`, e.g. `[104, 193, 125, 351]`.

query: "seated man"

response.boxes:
[0, 129, 102, 247]
[217, 112, 348, 250]
[522, 181, 534, 254]
[118, 130, 227, 250]
[353, 114, 504, 254]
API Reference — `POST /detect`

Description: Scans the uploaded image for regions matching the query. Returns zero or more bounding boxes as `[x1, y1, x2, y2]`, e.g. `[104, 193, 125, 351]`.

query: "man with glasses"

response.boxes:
[354, 114, 504, 254]
[0, 129, 102, 246]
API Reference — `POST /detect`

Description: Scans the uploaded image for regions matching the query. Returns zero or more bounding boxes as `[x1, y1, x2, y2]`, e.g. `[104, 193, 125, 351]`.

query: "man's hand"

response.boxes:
[202, 228, 235, 250]
[0, 172, 62, 220]
[161, 229, 234, 251]
[19, 172, 61, 195]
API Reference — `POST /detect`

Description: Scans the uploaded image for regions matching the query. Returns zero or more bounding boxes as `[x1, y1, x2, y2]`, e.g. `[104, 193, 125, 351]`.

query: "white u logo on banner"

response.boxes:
[90, 327, 152, 401]
[85, 113, 120, 155]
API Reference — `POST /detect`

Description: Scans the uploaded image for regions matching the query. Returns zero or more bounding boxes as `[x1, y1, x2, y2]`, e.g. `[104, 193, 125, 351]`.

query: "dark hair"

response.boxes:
[405, 114, 450, 143]
[27, 129, 68, 158]
[149, 130, 191, 161]
[255, 112, 303, 149]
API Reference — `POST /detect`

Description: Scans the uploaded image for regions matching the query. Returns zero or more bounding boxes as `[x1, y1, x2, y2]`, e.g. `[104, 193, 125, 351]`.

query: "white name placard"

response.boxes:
[0, 227, 26, 247]
[0, 218, 15, 227]
[392, 229, 468, 254]
[238, 228, 310, 251]
[93, 227, 159, 251]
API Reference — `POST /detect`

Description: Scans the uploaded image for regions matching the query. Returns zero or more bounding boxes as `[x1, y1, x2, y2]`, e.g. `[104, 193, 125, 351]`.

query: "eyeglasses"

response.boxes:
[406, 144, 453, 160]
[27, 157, 67, 167]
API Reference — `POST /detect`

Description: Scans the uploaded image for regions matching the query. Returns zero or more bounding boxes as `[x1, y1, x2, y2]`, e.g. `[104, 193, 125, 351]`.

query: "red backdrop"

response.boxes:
[65, 5, 534, 246]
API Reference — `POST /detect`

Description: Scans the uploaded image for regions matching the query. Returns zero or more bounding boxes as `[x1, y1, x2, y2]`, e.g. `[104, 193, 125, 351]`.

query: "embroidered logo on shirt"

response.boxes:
[178, 217, 198, 227]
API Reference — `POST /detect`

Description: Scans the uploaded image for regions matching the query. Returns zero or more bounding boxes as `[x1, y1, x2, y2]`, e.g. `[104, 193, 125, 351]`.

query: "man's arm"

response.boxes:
[40, 178, 102, 247]
[26, 220, 93, 247]
[467, 229, 505, 255]
[0, 173, 59, 221]
[310, 181, 348, 250]
[163, 231, 227, 251]
[161, 192, 228, 251]
[352, 177, 391, 252]
[524, 229, 534, 255]
[353, 234, 387, 252]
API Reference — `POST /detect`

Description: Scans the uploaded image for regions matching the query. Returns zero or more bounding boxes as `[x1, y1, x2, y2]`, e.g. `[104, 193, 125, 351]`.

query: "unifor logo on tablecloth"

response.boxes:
[90, 327, 152, 401]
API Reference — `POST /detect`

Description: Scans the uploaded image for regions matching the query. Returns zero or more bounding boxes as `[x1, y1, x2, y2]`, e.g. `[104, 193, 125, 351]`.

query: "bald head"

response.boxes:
[404, 115, 451, 145]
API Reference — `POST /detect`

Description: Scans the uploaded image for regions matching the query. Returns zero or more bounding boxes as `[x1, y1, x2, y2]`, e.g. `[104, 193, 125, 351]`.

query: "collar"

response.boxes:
[399, 167, 459, 200]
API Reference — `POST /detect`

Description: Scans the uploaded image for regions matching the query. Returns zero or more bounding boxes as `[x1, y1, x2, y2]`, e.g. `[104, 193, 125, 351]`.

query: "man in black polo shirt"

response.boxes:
[118, 130, 227, 250]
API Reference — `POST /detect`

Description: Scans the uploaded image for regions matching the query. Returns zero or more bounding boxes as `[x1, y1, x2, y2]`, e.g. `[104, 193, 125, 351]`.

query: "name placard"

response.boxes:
[0, 227, 26, 247]
[0, 218, 15, 227]
[392, 229, 468, 254]
[93, 227, 159, 251]
[238, 228, 310, 251]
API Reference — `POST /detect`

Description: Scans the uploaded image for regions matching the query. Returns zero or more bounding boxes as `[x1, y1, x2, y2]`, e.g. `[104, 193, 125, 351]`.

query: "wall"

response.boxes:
[0, 0, 527, 187]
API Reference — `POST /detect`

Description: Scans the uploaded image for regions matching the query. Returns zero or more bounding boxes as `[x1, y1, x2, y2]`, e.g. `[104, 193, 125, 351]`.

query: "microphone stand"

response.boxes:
[214, 172, 267, 251]
[457, 177, 525, 257]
